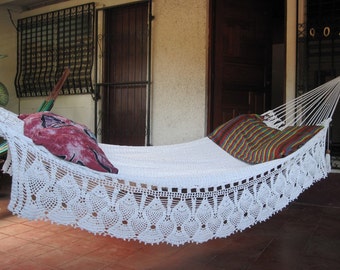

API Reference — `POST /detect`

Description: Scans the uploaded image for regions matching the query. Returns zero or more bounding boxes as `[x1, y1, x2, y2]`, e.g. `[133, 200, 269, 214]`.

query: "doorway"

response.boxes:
[300, 0, 340, 165]
[208, 0, 285, 132]
[101, 1, 150, 146]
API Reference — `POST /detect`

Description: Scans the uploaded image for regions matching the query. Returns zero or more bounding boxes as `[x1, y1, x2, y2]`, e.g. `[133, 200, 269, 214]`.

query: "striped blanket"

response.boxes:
[209, 114, 323, 164]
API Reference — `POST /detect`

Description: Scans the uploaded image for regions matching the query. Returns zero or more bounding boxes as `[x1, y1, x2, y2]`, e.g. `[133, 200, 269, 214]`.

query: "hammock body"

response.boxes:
[0, 77, 340, 246]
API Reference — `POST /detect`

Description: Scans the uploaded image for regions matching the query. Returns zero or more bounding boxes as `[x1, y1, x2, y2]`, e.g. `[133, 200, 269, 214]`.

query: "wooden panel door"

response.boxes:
[102, 2, 149, 146]
[209, 0, 272, 131]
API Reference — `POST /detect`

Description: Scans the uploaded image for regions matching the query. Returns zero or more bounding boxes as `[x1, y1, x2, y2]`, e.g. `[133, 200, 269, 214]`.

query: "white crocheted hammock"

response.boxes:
[1, 77, 340, 246]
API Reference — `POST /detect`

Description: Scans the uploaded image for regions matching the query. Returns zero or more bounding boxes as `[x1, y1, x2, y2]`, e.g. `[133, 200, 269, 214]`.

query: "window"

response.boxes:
[15, 3, 95, 97]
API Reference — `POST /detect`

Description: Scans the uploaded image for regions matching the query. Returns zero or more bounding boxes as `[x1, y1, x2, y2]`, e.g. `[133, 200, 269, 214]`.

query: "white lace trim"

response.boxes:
[0, 108, 330, 245]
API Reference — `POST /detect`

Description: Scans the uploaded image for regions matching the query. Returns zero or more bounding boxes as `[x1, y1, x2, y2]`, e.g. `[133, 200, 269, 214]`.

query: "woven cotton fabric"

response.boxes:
[209, 114, 324, 164]
[0, 107, 330, 245]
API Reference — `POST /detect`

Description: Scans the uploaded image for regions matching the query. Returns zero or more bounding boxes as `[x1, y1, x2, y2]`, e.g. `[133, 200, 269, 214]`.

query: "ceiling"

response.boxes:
[0, 0, 70, 11]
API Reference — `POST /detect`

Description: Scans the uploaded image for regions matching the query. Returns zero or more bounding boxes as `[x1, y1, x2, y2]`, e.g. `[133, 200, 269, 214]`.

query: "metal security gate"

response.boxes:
[297, 0, 340, 166]
[100, 1, 151, 146]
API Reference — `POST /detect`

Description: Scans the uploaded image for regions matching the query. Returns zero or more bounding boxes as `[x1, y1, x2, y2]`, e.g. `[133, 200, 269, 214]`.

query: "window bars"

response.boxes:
[15, 3, 95, 97]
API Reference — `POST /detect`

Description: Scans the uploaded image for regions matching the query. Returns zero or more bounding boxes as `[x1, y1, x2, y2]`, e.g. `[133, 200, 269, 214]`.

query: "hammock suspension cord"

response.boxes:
[263, 76, 340, 128]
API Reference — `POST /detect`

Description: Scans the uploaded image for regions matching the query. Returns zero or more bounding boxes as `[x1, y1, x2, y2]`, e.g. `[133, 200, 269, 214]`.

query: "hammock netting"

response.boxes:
[0, 77, 340, 246]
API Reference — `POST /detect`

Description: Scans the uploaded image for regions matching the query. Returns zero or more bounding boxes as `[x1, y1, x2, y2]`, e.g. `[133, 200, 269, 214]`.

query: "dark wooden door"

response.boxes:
[102, 2, 149, 146]
[209, 0, 273, 132]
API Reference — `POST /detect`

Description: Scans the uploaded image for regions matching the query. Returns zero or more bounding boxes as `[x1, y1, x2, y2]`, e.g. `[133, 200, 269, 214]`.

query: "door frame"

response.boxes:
[207, 0, 215, 133]
[207, 0, 286, 133]
[94, 0, 153, 145]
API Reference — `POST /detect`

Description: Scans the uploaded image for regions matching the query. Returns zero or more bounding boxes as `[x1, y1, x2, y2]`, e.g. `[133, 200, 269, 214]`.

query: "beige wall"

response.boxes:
[0, 8, 17, 113]
[0, 0, 140, 141]
[0, 0, 297, 145]
[286, 0, 297, 103]
[151, 0, 208, 145]
[0, 0, 208, 145]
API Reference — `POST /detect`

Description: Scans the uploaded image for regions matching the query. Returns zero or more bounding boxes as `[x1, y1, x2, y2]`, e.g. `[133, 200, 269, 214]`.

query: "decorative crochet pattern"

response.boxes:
[0, 77, 340, 246]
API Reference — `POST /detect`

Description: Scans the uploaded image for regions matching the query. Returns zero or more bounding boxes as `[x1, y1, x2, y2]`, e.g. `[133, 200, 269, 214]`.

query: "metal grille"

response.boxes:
[15, 3, 95, 97]
[306, 0, 340, 87]
[296, 0, 340, 160]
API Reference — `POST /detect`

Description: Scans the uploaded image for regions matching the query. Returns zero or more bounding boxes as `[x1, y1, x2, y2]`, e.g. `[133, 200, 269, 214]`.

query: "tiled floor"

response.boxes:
[1, 171, 340, 270]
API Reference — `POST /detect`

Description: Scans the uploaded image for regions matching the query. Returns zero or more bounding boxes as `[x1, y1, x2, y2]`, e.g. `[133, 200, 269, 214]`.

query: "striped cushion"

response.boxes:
[208, 114, 323, 164]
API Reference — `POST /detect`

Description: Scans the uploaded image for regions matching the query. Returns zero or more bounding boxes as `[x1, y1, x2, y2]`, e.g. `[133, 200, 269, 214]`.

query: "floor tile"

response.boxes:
[59, 256, 109, 270]
[32, 248, 80, 268]
[15, 227, 56, 241]
[0, 251, 27, 269]
[0, 223, 34, 236]
[7, 242, 56, 258]
[0, 237, 30, 252]
[85, 243, 139, 264]
[5, 259, 58, 270]
[34, 231, 82, 249]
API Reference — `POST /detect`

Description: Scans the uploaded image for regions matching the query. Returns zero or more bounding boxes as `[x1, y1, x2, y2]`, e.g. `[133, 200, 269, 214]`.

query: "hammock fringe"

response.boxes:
[0, 77, 340, 246]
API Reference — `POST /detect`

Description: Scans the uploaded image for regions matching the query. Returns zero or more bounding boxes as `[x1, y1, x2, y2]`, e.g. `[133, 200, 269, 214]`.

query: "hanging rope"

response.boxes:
[263, 76, 340, 128]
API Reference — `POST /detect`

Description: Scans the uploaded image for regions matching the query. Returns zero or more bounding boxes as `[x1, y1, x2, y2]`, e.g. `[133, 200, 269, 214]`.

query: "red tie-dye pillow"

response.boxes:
[18, 112, 118, 174]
